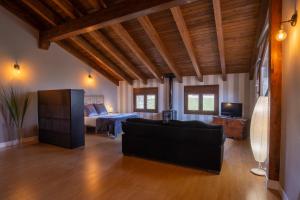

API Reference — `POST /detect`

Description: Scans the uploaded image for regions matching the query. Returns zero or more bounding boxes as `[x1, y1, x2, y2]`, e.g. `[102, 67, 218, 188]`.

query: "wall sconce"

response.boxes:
[13, 63, 21, 74]
[86, 73, 95, 86]
[276, 11, 297, 41]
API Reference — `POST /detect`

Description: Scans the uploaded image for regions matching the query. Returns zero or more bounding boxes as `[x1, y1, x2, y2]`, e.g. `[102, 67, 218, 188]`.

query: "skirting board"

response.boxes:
[0, 136, 38, 149]
[267, 179, 289, 200]
[0, 139, 19, 148]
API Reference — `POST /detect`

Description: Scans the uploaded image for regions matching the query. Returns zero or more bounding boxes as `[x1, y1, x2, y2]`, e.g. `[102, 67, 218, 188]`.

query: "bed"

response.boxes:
[84, 95, 138, 137]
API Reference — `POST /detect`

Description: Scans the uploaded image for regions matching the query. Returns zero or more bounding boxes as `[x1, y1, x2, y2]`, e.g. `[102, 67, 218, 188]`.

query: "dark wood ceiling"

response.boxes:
[0, 0, 263, 85]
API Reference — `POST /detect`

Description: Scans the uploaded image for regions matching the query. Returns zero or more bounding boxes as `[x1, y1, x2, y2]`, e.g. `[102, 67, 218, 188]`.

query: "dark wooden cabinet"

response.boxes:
[38, 89, 85, 148]
[212, 116, 248, 139]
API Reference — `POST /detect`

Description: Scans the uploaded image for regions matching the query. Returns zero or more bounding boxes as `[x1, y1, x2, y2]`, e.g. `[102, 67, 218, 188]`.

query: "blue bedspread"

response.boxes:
[96, 113, 139, 137]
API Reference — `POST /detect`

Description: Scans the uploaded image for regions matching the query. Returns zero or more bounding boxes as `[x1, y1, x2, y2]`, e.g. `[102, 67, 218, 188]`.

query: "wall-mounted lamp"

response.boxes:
[86, 73, 95, 86]
[13, 63, 21, 74]
[276, 11, 298, 41]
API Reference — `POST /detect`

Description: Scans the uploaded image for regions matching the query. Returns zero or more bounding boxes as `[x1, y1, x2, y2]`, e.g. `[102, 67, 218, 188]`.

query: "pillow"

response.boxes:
[84, 104, 98, 117]
[94, 104, 108, 115]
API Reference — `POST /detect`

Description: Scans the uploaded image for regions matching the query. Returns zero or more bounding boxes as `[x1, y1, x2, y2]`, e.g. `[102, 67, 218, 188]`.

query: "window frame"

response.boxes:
[133, 87, 158, 113]
[184, 85, 219, 115]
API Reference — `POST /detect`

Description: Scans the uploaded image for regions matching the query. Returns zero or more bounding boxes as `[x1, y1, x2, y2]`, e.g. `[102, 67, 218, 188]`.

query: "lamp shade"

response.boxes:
[250, 96, 269, 163]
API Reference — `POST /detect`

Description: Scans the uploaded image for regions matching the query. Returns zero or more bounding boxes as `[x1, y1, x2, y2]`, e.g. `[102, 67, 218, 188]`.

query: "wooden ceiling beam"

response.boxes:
[21, 0, 60, 26]
[57, 40, 119, 85]
[22, 0, 131, 84]
[50, 0, 82, 18]
[70, 36, 133, 84]
[49, 0, 143, 83]
[212, 0, 227, 81]
[39, 0, 199, 47]
[170, 6, 203, 82]
[88, 31, 148, 84]
[99, 0, 108, 9]
[111, 23, 164, 82]
[1, 0, 116, 85]
[0, 0, 42, 29]
[20, 0, 60, 49]
[138, 16, 182, 83]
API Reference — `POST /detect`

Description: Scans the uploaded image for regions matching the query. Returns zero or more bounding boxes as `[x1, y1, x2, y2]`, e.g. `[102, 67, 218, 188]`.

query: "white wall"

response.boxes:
[280, 0, 300, 199]
[0, 7, 118, 142]
[119, 73, 253, 122]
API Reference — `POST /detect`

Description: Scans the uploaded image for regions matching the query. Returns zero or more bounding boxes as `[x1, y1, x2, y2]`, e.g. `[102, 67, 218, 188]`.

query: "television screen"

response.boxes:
[221, 102, 243, 117]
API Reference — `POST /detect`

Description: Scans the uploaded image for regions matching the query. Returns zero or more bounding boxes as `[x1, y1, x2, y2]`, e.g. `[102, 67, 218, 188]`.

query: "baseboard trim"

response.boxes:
[0, 136, 38, 149]
[280, 185, 289, 200]
[0, 139, 19, 148]
[267, 179, 289, 200]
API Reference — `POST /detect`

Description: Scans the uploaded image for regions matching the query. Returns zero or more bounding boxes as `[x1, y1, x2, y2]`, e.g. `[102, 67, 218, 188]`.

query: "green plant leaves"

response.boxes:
[0, 87, 30, 128]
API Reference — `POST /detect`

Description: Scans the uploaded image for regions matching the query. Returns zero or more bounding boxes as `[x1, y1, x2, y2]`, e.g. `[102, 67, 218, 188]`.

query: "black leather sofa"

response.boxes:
[122, 118, 225, 173]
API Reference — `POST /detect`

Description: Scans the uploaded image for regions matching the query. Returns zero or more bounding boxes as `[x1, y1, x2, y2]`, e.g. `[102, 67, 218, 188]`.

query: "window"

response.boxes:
[260, 55, 269, 96]
[133, 88, 158, 113]
[146, 95, 156, 110]
[203, 94, 215, 111]
[256, 44, 269, 97]
[187, 94, 199, 111]
[136, 95, 144, 109]
[184, 85, 219, 115]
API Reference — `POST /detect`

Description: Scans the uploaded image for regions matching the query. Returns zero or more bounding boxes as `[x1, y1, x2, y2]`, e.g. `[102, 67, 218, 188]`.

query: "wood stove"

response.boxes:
[162, 74, 177, 121]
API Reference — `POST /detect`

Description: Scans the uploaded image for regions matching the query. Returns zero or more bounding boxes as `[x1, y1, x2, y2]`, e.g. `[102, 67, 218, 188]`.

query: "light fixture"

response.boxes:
[275, 27, 287, 41]
[13, 63, 20, 74]
[88, 73, 93, 79]
[106, 104, 113, 113]
[250, 96, 269, 176]
[276, 11, 297, 41]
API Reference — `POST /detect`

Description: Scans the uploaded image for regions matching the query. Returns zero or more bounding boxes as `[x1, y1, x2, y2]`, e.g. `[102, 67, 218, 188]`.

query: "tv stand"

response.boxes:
[212, 116, 248, 140]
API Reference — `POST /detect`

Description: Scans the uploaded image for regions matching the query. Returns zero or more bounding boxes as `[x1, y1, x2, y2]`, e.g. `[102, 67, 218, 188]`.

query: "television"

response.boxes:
[221, 102, 243, 117]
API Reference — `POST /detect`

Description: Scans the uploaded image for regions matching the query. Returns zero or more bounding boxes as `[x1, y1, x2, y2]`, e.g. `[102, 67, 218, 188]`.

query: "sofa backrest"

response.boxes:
[167, 120, 222, 129]
[126, 118, 163, 125]
[123, 118, 225, 146]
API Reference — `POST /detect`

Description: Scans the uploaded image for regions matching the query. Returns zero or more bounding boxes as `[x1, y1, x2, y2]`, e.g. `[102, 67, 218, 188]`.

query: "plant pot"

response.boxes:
[16, 127, 25, 145]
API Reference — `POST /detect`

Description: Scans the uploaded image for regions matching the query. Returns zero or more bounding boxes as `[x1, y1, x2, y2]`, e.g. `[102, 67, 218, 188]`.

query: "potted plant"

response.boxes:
[0, 87, 30, 144]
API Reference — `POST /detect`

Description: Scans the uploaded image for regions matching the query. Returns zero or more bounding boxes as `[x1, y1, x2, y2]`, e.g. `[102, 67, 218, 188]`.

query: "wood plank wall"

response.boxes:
[118, 73, 254, 122]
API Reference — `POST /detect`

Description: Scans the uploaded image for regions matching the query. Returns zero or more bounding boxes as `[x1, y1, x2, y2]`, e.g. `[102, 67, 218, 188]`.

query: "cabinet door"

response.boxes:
[212, 117, 224, 125]
[227, 120, 242, 128]
[70, 90, 85, 148]
[226, 120, 244, 139]
[38, 90, 70, 119]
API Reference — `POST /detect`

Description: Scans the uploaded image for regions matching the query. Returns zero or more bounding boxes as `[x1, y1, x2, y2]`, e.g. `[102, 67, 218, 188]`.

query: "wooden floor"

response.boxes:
[0, 134, 280, 200]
